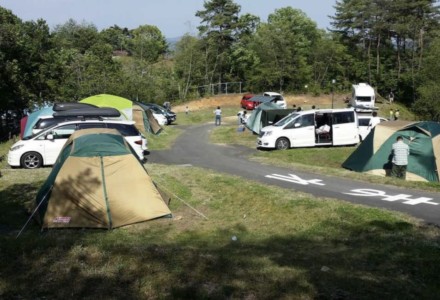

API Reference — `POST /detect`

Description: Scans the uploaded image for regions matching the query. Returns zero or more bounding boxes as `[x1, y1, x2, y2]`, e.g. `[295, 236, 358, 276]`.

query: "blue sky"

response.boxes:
[1, 0, 336, 38]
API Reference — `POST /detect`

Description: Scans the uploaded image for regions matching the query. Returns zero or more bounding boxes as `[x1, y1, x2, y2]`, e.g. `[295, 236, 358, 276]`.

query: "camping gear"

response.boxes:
[245, 102, 295, 134]
[52, 107, 121, 118]
[33, 128, 171, 229]
[342, 121, 440, 182]
[52, 102, 96, 111]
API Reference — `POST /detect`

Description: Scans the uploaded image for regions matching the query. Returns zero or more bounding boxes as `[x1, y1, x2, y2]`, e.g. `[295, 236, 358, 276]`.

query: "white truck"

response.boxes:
[350, 83, 376, 112]
[257, 108, 359, 150]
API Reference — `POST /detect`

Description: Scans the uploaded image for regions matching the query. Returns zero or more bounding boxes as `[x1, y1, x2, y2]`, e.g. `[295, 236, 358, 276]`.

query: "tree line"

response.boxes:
[1, 0, 440, 120]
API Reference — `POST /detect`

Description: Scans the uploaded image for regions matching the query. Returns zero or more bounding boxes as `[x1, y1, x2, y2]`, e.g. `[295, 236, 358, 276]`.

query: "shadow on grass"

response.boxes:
[1, 216, 439, 299]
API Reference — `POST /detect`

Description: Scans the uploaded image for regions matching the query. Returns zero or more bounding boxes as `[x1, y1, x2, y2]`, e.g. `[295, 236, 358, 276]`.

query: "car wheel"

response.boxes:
[275, 138, 290, 150]
[21, 152, 43, 169]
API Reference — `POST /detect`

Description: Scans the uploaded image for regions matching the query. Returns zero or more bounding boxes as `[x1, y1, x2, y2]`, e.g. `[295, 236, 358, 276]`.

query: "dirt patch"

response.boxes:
[173, 93, 349, 112]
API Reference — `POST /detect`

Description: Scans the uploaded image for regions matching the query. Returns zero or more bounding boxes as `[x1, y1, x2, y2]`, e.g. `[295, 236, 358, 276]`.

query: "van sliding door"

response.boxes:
[331, 111, 359, 146]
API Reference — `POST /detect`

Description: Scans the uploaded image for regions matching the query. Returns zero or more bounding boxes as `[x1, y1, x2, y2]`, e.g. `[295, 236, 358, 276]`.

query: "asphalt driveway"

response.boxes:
[148, 123, 440, 226]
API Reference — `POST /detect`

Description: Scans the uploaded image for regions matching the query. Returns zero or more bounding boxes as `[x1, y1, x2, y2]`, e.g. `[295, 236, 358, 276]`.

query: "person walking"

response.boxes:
[214, 106, 222, 126]
[390, 136, 410, 179]
[389, 91, 394, 104]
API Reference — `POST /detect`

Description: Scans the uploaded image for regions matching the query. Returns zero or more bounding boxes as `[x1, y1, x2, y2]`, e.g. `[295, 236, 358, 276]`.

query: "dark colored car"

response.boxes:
[142, 103, 177, 124]
[240, 93, 256, 110]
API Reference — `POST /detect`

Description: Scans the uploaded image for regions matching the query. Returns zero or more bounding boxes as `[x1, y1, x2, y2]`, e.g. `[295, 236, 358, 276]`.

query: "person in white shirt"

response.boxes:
[368, 111, 381, 130]
[240, 111, 248, 124]
[214, 106, 222, 126]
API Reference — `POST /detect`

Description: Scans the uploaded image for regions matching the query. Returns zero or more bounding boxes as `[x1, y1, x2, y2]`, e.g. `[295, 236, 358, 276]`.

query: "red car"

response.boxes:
[240, 93, 257, 110]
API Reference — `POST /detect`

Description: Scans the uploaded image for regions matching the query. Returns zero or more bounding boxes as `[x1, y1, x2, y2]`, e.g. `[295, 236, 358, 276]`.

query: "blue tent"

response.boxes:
[23, 107, 54, 138]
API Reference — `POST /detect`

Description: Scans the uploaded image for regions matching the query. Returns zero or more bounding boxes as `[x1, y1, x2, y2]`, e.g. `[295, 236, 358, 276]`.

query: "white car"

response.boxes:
[358, 115, 387, 141]
[153, 112, 167, 126]
[258, 108, 359, 150]
[8, 119, 147, 169]
[263, 92, 287, 109]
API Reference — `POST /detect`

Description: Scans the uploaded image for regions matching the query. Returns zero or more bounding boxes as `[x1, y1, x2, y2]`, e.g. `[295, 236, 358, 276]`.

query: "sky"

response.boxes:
[1, 0, 336, 38]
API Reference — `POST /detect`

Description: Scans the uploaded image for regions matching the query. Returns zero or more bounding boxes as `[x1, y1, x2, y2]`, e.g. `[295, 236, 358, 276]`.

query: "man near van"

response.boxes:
[391, 136, 409, 179]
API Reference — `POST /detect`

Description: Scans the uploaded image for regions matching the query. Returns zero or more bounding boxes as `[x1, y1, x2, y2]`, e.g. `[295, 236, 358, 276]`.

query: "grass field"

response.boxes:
[0, 104, 439, 299]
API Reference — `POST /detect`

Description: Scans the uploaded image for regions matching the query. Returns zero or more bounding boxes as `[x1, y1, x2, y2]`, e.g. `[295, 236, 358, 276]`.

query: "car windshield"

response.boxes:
[274, 113, 299, 127]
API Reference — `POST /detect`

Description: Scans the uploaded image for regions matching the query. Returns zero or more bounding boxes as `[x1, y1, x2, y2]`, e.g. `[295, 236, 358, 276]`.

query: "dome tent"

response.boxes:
[342, 121, 440, 182]
[33, 128, 171, 229]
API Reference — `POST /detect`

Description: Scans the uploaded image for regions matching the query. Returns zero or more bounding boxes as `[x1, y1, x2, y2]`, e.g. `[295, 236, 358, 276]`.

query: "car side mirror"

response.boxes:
[46, 134, 54, 140]
[294, 123, 301, 128]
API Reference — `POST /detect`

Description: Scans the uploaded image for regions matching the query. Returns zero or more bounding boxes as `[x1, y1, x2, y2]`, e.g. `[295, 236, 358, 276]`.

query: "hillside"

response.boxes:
[173, 93, 345, 112]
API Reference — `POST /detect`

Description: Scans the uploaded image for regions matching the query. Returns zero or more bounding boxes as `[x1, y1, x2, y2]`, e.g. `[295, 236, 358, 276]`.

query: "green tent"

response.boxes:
[245, 102, 295, 134]
[80, 94, 162, 135]
[342, 121, 440, 182]
[80, 94, 133, 119]
[34, 128, 171, 229]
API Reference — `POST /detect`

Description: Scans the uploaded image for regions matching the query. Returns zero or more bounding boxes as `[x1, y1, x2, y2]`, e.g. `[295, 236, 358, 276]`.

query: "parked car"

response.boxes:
[263, 92, 287, 109]
[141, 103, 176, 125]
[240, 93, 256, 110]
[257, 108, 359, 150]
[8, 119, 147, 169]
[358, 115, 387, 141]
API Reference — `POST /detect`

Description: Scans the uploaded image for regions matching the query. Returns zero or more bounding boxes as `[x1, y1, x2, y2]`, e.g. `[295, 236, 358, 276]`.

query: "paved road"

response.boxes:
[148, 124, 440, 226]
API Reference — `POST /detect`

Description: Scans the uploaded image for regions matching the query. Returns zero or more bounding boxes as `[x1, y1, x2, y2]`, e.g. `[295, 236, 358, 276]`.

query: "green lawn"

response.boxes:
[0, 105, 439, 298]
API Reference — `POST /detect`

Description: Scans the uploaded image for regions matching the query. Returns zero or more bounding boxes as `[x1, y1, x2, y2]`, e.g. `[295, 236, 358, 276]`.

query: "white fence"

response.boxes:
[196, 82, 243, 97]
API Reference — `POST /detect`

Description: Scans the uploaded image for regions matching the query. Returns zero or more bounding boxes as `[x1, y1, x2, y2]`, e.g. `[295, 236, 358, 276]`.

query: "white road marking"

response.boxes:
[266, 174, 439, 206]
[266, 173, 325, 186]
[344, 189, 438, 206]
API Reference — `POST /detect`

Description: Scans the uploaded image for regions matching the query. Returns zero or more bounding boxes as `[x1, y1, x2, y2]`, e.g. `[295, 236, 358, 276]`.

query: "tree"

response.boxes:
[129, 25, 167, 63]
[195, 0, 258, 86]
[248, 7, 320, 92]
[413, 36, 440, 121]
[173, 34, 205, 99]
[52, 19, 100, 54]
[331, 0, 440, 102]
[100, 25, 131, 53]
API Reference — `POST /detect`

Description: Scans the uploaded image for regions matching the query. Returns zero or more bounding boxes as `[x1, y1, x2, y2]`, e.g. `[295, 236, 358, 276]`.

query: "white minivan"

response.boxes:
[8, 119, 147, 169]
[257, 108, 359, 150]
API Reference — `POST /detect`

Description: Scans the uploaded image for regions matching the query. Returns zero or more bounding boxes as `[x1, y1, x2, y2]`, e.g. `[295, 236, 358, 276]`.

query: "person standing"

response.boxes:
[391, 136, 410, 179]
[368, 111, 381, 130]
[394, 109, 400, 120]
[241, 111, 248, 124]
[389, 109, 394, 121]
[389, 91, 394, 104]
[214, 106, 222, 126]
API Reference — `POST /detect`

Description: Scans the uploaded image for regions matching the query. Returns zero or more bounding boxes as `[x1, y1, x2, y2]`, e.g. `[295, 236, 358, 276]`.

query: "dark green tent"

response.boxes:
[245, 102, 295, 134]
[342, 121, 440, 182]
